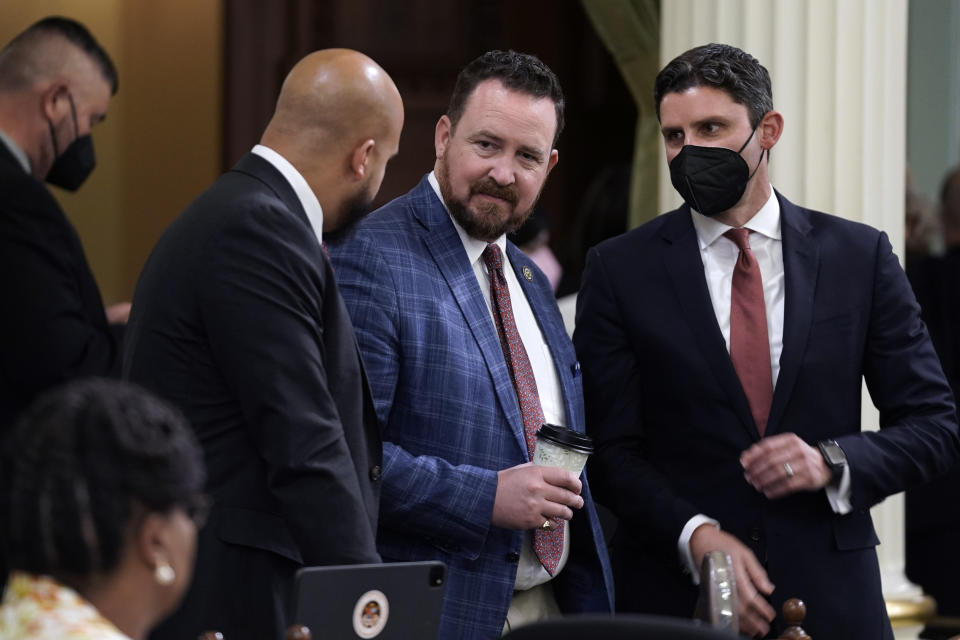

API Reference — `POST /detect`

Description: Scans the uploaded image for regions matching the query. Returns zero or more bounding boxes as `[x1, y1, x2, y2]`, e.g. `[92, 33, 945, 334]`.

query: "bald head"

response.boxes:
[263, 48, 402, 155]
[262, 49, 404, 232]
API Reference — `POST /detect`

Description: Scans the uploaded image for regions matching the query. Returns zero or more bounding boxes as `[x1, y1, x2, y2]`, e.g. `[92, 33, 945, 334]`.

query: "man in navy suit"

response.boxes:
[124, 50, 403, 640]
[574, 43, 960, 639]
[330, 51, 613, 638]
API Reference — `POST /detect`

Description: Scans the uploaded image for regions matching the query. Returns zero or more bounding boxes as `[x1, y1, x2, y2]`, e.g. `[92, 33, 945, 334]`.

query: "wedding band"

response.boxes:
[541, 519, 552, 530]
[783, 462, 795, 478]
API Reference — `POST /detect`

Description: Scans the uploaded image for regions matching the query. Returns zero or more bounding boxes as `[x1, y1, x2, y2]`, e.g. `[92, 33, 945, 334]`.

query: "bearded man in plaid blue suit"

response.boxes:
[329, 51, 613, 639]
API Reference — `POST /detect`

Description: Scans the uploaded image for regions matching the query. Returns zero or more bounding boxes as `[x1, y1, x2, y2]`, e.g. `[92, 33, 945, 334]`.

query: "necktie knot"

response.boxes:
[482, 243, 503, 272]
[724, 227, 752, 252]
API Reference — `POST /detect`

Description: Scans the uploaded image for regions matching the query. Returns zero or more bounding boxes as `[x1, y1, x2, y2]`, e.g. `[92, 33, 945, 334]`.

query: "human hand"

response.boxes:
[491, 462, 583, 530]
[740, 433, 831, 499]
[105, 302, 132, 324]
[690, 524, 775, 638]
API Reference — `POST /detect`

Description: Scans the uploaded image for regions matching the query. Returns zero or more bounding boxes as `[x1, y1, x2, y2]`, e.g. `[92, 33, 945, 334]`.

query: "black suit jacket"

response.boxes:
[574, 192, 960, 639]
[123, 153, 382, 640]
[0, 142, 121, 430]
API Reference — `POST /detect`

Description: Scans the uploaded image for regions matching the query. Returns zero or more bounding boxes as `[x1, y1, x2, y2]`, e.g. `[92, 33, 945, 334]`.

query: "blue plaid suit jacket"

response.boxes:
[329, 176, 614, 639]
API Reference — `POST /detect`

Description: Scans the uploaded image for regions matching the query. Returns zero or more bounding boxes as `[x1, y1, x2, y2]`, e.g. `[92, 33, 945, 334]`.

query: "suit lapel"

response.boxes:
[506, 244, 583, 431]
[660, 208, 758, 439]
[767, 193, 819, 434]
[412, 179, 529, 457]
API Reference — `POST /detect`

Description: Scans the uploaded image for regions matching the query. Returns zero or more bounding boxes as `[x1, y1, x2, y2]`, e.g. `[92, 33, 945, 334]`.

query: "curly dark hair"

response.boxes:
[0, 378, 204, 580]
[447, 49, 565, 148]
[654, 43, 773, 129]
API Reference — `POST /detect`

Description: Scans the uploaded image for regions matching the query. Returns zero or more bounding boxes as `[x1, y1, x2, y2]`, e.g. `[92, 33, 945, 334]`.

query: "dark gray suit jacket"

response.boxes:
[124, 153, 381, 640]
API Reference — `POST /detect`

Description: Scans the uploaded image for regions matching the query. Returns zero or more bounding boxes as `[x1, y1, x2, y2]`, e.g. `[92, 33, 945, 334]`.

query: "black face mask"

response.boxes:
[45, 93, 96, 191]
[668, 128, 764, 217]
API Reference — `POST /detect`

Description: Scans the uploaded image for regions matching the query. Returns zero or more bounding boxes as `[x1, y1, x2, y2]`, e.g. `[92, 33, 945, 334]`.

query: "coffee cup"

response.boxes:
[532, 424, 594, 475]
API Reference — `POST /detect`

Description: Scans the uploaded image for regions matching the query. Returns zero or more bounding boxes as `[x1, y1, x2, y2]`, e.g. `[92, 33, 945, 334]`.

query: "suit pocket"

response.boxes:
[833, 510, 880, 551]
[215, 506, 303, 564]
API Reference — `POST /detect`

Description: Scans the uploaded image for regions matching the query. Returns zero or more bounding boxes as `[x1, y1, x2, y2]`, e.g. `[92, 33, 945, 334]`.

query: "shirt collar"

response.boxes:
[0, 128, 31, 174]
[690, 186, 781, 250]
[251, 144, 324, 244]
[427, 170, 507, 267]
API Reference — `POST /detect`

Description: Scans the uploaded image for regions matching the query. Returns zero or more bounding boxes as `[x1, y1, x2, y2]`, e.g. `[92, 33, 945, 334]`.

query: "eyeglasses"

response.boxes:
[182, 494, 211, 528]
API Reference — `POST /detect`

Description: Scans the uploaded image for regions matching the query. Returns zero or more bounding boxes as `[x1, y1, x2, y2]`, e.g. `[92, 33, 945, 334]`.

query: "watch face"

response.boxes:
[820, 441, 846, 466]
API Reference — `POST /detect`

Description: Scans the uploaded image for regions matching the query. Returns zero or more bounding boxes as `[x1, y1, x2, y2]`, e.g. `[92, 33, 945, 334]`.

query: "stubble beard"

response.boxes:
[323, 186, 376, 244]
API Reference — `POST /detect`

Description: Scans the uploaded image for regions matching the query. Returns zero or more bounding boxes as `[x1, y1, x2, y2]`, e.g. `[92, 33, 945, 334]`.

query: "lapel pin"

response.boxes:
[522, 266, 533, 281]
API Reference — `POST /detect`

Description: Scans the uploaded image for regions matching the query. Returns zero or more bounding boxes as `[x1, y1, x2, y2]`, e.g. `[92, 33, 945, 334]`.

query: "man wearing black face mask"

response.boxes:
[0, 16, 122, 436]
[574, 43, 959, 639]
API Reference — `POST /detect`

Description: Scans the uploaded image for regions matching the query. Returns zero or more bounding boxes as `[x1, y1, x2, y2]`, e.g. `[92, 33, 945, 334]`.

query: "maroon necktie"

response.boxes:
[724, 229, 773, 436]
[482, 244, 563, 574]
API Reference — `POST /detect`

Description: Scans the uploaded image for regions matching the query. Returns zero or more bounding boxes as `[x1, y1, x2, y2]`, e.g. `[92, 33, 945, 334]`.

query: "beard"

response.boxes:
[323, 186, 376, 245]
[437, 153, 539, 242]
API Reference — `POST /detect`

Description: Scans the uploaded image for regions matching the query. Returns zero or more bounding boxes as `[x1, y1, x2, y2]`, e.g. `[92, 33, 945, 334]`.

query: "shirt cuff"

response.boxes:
[824, 463, 853, 514]
[678, 514, 720, 585]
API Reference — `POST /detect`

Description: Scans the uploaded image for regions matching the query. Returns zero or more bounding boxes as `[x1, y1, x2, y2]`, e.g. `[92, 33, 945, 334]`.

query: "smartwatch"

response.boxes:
[817, 439, 847, 485]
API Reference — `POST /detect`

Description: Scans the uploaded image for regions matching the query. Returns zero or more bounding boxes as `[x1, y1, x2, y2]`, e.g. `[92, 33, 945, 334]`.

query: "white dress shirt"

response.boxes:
[0, 128, 31, 174]
[427, 172, 570, 590]
[678, 188, 852, 582]
[251, 144, 324, 244]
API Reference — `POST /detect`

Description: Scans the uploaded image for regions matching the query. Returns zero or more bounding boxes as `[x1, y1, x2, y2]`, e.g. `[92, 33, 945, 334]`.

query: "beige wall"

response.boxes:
[1, 0, 222, 302]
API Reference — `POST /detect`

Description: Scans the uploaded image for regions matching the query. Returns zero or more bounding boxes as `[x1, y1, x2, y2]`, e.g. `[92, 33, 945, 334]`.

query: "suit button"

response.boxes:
[369, 465, 382, 481]
[506, 552, 520, 562]
[750, 527, 761, 542]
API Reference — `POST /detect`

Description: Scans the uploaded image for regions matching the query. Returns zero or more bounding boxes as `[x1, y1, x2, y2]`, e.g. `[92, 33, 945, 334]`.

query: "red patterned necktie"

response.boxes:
[724, 228, 773, 436]
[482, 243, 563, 574]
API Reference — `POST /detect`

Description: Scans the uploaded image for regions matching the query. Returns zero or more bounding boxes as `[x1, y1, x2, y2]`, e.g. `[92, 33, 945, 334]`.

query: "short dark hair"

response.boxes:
[0, 379, 204, 579]
[447, 49, 565, 148]
[0, 16, 118, 95]
[654, 43, 772, 129]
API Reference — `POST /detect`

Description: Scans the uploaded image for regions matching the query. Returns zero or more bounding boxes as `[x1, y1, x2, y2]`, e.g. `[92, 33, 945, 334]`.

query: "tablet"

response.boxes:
[290, 561, 446, 639]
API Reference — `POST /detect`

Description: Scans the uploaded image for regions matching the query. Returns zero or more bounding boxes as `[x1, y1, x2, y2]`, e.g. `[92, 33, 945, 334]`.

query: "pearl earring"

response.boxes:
[155, 561, 175, 585]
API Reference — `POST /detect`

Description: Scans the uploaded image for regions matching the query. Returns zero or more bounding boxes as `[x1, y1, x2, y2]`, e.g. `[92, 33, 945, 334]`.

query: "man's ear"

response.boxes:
[41, 83, 69, 121]
[758, 110, 784, 150]
[350, 139, 376, 180]
[435, 115, 452, 160]
[546, 149, 559, 177]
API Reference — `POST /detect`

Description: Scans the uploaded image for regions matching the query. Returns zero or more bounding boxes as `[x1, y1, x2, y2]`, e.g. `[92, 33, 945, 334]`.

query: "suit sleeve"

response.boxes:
[199, 206, 379, 565]
[838, 231, 960, 509]
[330, 236, 497, 559]
[574, 246, 701, 547]
[0, 212, 119, 401]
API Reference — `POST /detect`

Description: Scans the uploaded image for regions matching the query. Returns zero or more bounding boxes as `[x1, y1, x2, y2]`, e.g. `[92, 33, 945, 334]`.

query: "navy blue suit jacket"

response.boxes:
[574, 192, 959, 639]
[330, 176, 614, 639]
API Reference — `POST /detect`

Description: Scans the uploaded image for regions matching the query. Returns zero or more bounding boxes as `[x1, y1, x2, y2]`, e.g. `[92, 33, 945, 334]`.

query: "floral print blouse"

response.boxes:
[0, 572, 131, 640]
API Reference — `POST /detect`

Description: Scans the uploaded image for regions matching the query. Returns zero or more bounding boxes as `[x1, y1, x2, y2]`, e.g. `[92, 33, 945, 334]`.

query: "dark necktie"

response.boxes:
[482, 243, 563, 574]
[724, 228, 773, 436]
